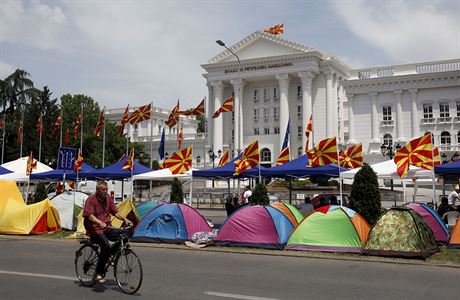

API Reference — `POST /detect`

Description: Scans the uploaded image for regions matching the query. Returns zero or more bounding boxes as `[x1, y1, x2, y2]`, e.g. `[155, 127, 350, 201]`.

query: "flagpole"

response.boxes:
[20, 111, 24, 158]
[80, 103, 83, 151]
[431, 135, 436, 206]
[149, 101, 154, 193]
[26, 174, 30, 204]
[189, 145, 194, 206]
[2, 115, 5, 164]
[59, 110, 63, 148]
[126, 123, 130, 156]
[102, 107, 106, 167]
[336, 137, 343, 206]
[38, 115, 42, 162]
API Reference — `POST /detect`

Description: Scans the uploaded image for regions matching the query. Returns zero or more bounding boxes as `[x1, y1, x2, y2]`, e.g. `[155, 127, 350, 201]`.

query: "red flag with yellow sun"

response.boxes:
[162, 146, 193, 175]
[234, 140, 259, 175]
[26, 151, 37, 176]
[306, 136, 338, 167]
[218, 150, 230, 167]
[275, 147, 290, 166]
[394, 134, 440, 178]
[339, 144, 363, 169]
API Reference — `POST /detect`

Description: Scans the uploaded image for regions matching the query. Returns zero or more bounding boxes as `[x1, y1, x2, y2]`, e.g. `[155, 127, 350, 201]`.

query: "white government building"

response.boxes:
[109, 30, 460, 168]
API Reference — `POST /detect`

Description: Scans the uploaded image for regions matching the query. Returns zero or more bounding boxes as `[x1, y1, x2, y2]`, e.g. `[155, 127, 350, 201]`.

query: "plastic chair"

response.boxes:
[442, 211, 460, 231]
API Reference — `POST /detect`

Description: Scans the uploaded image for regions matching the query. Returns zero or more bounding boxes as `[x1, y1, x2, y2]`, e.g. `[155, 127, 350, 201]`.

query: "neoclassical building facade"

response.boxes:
[202, 31, 460, 166]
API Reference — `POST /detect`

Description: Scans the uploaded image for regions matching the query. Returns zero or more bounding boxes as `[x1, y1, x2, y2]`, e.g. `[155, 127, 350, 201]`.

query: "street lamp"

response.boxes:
[452, 152, 459, 162]
[208, 149, 222, 187]
[441, 152, 448, 164]
[165, 152, 169, 159]
[380, 143, 401, 191]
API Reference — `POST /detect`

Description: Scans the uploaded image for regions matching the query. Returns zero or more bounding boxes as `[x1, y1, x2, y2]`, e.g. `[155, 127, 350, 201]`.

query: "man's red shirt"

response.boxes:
[83, 193, 118, 236]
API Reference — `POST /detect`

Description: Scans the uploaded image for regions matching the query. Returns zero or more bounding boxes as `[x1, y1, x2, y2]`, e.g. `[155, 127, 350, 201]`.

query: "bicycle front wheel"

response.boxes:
[75, 244, 99, 287]
[114, 249, 143, 294]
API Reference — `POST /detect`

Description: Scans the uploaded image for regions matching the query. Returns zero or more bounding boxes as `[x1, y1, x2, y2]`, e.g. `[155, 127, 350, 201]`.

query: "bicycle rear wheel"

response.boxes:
[75, 244, 99, 286]
[114, 249, 143, 294]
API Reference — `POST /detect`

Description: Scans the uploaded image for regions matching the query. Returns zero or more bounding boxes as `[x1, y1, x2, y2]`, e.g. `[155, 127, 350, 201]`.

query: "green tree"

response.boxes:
[170, 178, 184, 203]
[348, 164, 382, 225]
[0, 69, 40, 114]
[196, 114, 205, 133]
[151, 160, 160, 170]
[33, 182, 48, 203]
[251, 183, 269, 206]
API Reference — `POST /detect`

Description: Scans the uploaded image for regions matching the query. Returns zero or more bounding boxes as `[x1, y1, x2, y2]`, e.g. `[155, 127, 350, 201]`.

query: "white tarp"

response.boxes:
[0, 157, 53, 182]
[132, 168, 193, 181]
[341, 160, 434, 179]
[51, 191, 89, 230]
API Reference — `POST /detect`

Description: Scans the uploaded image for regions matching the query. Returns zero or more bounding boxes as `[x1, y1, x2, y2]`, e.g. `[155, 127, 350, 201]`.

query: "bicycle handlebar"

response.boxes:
[105, 224, 133, 231]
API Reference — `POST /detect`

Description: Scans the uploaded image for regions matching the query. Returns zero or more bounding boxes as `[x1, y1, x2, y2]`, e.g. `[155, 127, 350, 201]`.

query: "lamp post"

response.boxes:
[452, 152, 459, 162]
[208, 149, 222, 187]
[380, 143, 401, 191]
[441, 152, 448, 164]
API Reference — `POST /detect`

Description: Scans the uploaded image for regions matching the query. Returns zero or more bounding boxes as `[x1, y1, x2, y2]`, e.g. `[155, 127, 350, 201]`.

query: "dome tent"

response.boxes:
[50, 191, 89, 230]
[364, 207, 439, 258]
[448, 219, 460, 248]
[286, 206, 370, 253]
[132, 203, 211, 243]
[136, 200, 161, 219]
[405, 203, 449, 244]
[270, 202, 304, 227]
[214, 205, 294, 249]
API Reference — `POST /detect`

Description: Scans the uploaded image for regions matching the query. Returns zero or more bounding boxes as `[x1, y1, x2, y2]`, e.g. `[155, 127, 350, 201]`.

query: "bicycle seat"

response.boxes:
[79, 240, 92, 245]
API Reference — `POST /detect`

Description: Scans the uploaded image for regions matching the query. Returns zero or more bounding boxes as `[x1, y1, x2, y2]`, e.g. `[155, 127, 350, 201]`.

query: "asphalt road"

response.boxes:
[0, 238, 459, 300]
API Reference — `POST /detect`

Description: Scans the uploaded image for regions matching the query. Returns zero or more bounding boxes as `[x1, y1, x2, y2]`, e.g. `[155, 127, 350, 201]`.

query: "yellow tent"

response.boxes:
[0, 198, 61, 235]
[70, 198, 140, 239]
[0, 180, 24, 213]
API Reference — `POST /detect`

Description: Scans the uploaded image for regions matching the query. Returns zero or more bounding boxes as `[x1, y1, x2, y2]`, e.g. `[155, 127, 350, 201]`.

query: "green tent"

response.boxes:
[364, 207, 439, 258]
[136, 200, 160, 219]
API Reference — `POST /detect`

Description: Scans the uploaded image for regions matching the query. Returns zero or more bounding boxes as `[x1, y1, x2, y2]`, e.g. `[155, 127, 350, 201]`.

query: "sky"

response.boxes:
[1, 0, 459, 110]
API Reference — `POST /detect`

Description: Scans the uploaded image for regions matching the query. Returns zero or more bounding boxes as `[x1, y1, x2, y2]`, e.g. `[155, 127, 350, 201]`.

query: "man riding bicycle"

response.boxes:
[83, 180, 133, 283]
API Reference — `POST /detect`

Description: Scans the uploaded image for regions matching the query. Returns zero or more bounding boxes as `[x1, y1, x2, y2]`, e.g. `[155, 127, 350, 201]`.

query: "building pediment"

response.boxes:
[208, 31, 318, 64]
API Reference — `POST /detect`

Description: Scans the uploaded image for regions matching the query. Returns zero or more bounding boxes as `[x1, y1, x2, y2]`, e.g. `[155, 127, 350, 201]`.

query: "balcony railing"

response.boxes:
[380, 120, 394, 126]
[437, 117, 452, 124]
[453, 116, 460, 123]
[420, 118, 435, 125]
[439, 144, 452, 151]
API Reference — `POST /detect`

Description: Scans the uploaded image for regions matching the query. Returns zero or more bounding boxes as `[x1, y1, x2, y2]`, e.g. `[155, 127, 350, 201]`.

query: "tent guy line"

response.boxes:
[0, 269, 77, 281]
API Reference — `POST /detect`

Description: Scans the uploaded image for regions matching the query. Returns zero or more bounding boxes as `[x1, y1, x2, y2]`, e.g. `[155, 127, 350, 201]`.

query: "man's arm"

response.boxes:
[114, 212, 133, 226]
[88, 214, 107, 229]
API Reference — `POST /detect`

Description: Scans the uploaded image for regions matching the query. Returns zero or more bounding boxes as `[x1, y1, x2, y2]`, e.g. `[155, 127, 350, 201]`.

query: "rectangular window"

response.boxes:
[263, 108, 270, 122]
[297, 105, 302, 120]
[273, 88, 279, 101]
[264, 128, 270, 135]
[274, 127, 280, 134]
[273, 107, 279, 121]
[439, 102, 450, 118]
[263, 88, 269, 100]
[254, 128, 259, 135]
[253, 109, 259, 122]
[383, 106, 392, 121]
[297, 126, 302, 138]
[423, 104, 433, 119]
[297, 85, 302, 99]
[253, 89, 259, 102]
[456, 101, 460, 117]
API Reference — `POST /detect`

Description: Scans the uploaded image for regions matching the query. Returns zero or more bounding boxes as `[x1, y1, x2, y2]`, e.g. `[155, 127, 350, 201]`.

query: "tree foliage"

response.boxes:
[251, 183, 269, 206]
[33, 182, 48, 204]
[348, 164, 382, 225]
[196, 114, 205, 133]
[170, 178, 184, 203]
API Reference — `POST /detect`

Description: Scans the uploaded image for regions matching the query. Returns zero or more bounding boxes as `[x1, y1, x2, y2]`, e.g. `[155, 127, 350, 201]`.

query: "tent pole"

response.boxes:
[289, 178, 292, 204]
[189, 177, 193, 206]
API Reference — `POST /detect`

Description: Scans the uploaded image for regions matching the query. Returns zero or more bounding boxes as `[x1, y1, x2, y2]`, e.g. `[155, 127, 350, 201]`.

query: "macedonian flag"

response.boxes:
[179, 98, 205, 116]
[306, 136, 338, 167]
[305, 114, 313, 152]
[36, 113, 44, 135]
[275, 147, 290, 166]
[94, 109, 105, 137]
[128, 103, 151, 125]
[212, 96, 234, 118]
[339, 144, 363, 169]
[26, 151, 37, 176]
[234, 140, 259, 176]
[162, 146, 193, 175]
[264, 24, 284, 35]
[394, 134, 439, 178]
[74, 149, 84, 172]
[218, 149, 230, 167]
[51, 115, 62, 139]
[74, 113, 82, 140]
[165, 100, 180, 128]
[118, 105, 129, 136]
[122, 148, 135, 171]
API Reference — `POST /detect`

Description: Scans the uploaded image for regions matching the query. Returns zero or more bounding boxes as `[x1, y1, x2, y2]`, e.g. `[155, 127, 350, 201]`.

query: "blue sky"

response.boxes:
[1, 0, 459, 109]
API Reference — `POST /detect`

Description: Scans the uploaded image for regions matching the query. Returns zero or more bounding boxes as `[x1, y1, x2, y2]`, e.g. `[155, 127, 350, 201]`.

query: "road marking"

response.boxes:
[0, 270, 77, 281]
[204, 291, 281, 300]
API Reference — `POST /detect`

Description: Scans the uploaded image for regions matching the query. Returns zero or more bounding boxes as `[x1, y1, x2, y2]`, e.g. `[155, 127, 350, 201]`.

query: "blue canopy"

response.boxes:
[30, 162, 95, 181]
[84, 157, 152, 180]
[262, 155, 348, 178]
[435, 159, 460, 177]
[0, 166, 12, 175]
[193, 154, 266, 179]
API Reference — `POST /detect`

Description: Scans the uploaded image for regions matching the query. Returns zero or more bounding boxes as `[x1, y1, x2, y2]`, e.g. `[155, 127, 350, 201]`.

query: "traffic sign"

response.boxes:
[57, 147, 77, 170]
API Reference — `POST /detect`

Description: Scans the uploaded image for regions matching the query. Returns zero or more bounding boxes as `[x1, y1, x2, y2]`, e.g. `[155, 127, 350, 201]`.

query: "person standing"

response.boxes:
[448, 185, 460, 206]
[298, 197, 314, 216]
[242, 185, 252, 205]
[83, 181, 133, 283]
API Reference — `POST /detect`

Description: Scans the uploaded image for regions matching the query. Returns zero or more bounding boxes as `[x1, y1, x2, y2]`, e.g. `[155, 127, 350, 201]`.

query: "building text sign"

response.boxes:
[224, 62, 293, 74]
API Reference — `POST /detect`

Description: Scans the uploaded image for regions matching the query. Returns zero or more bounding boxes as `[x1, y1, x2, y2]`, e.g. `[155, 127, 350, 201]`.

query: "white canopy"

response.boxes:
[0, 157, 53, 182]
[132, 168, 193, 181]
[341, 160, 434, 180]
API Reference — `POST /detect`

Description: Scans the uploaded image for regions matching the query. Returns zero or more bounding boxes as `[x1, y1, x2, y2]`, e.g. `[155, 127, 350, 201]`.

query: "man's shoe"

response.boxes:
[94, 274, 106, 283]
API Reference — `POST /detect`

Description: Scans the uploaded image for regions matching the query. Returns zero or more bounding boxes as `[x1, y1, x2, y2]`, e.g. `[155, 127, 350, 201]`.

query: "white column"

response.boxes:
[276, 74, 290, 150]
[338, 82, 345, 143]
[298, 71, 316, 151]
[212, 81, 224, 155]
[347, 93, 356, 144]
[231, 79, 244, 152]
[239, 87, 244, 150]
[206, 82, 214, 150]
[370, 92, 379, 142]
[394, 90, 404, 142]
[325, 71, 334, 137]
[332, 74, 339, 137]
[409, 89, 419, 139]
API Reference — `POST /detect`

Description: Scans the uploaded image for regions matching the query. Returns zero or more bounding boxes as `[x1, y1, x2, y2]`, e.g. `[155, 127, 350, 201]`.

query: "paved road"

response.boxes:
[0, 238, 459, 300]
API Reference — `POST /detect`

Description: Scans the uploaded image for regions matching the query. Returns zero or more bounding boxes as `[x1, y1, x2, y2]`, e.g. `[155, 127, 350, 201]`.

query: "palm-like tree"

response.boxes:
[0, 69, 40, 114]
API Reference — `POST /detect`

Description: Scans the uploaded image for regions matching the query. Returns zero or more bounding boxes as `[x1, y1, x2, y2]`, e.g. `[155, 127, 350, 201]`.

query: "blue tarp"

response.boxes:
[30, 162, 95, 181]
[192, 154, 267, 179]
[0, 166, 12, 175]
[83, 157, 152, 180]
[262, 155, 348, 178]
[435, 159, 460, 177]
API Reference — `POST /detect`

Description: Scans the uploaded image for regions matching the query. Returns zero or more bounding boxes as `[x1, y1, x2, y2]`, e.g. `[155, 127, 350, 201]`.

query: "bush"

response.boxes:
[151, 160, 160, 170]
[33, 182, 48, 203]
[348, 164, 382, 225]
[170, 178, 184, 203]
[251, 183, 269, 206]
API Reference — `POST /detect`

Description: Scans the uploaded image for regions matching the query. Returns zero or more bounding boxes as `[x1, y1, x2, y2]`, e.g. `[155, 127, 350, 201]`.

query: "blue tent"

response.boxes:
[262, 155, 347, 178]
[435, 159, 460, 177]
[0, 166, 12, 175]
[83, 157, 152, 180]
[193, 154, 266, 179]
[30, 162, 95, 181]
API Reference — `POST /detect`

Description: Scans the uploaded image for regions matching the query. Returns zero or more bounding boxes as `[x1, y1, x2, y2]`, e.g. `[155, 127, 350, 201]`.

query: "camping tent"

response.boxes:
[364, 207, 439, 258]
[448, 218, 460, 248]
[285, 206, 370, 253]
[0, 180, 24, 213]
[30, 162, 95, 181]
[341, 160, 433, 179]
[136, 200, 161, 219]
[0, 198, 60, 234]
[0, 157, 53, 182]
[51, 191, 89, 230]
[132, 203, 211, 243]
[133, 168, 193, 181]
[270, 202, 304, 226]
[214, 205, 294, 249]
[405, 203, 450, 244]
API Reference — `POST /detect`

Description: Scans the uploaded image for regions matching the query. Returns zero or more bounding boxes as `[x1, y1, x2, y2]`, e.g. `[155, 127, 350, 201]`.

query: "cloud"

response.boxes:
[332, 0, 459, 63]
[0, 60, 16, 78]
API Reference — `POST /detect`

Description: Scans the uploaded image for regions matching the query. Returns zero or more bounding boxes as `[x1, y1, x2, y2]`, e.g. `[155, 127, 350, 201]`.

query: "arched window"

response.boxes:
[298, 147, 303, 157]
[196, 156, 201, 164]
[383, 133, 393, 146]
[261, 148, 271, 162]
[441, 131, 451, 148]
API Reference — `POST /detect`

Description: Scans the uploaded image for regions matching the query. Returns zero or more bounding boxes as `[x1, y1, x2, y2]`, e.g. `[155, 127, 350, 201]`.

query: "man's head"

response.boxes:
[455, 185, 460, 192]
[305, 197, 311, 204]
[96, 181, 108, 200]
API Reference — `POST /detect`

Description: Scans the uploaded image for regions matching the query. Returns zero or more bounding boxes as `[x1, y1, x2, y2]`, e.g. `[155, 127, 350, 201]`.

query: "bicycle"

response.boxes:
[74, 225, 143, 294]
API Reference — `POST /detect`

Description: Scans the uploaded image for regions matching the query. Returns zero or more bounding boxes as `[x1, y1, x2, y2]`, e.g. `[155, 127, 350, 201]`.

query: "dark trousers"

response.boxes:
[91, 229, 121, 276]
